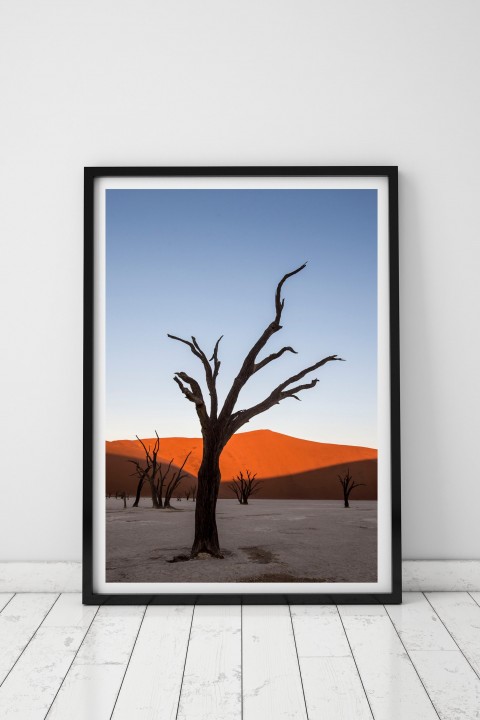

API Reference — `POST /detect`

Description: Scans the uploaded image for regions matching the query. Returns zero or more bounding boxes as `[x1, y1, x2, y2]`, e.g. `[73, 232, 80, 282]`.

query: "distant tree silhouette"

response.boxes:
[136, 432, 162, 508]
[169, 263, 343, 557]
[185, 484, 197, 501]
[129, 458, 151, 507]
[164, 453, 191, 508]
[129, 432, 191, 509]
[338, 468, 365, 508]
[229, 470, 261, 505]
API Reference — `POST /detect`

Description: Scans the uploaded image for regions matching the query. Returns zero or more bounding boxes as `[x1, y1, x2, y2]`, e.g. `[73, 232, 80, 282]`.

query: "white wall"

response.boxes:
[1, 0, 478, 562]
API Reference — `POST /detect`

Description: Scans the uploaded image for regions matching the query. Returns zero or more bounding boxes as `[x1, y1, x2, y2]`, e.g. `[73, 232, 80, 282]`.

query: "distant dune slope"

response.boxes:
[106, 429, 377, 500]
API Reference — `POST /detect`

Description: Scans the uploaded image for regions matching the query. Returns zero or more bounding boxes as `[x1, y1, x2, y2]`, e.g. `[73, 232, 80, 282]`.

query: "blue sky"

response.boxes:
[106, 188, 377, 447]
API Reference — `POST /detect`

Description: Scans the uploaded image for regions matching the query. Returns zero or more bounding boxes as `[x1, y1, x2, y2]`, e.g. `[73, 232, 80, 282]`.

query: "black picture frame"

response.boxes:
[83, 166, 401, 605]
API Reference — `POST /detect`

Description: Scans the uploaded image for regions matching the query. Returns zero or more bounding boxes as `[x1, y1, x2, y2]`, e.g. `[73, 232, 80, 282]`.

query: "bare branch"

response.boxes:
[219, 263, 307, 423]
[253, 346, 297, 374]
[210, 335, 223, 384]
[136, 435, 152, 463]
[167, 334, 203, 360]
[228, 355, 343, 434]
[173, 374, 209, 429]
[274, 263, 307, 319]
[168, 333, 221, 420]
[164, 451, 192, 507]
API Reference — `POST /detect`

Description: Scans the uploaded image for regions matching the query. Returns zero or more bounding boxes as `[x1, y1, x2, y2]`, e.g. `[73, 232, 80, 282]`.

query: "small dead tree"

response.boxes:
[169, 263, 343, 557]
[136, 432, 162, 508]
[164, 453, 191, 508]
[338, 468, 365, 508]
[229, 470, 261, 505]
[155, 458, 174, 509]
[129, 458, 151, 507]
[184, 484, 197, 501]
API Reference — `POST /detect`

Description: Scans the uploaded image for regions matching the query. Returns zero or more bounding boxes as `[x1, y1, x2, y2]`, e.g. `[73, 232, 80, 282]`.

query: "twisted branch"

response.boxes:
[228, 355, 343, 434]
[219, 263, 307, 422]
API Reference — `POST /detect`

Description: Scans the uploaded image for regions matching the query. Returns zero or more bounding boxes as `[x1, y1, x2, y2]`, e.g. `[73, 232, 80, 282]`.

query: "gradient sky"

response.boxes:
[106, 188, 377, 447]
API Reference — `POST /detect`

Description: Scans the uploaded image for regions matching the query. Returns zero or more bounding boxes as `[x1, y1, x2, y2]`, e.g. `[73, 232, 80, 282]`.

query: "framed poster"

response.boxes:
[83, 167, 401, 604]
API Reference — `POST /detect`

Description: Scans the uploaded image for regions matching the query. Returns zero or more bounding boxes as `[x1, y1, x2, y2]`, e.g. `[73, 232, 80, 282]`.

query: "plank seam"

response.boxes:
[288, 605, 310, 720]
[0, 593, 60, 690]
[44, 601, 101, 718]
[384, 604, 441, 720]
[468, 591, 480, 609]
[0, 593, 16, 615]
[423, 593, 480, 681]
[336, 607, 375, 720]
[175, 602, 196, 720]
[109, 604, 148, 720]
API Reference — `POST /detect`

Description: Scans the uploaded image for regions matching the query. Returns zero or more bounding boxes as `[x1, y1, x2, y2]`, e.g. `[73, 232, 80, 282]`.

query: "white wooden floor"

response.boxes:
[0, 593, 479, 719]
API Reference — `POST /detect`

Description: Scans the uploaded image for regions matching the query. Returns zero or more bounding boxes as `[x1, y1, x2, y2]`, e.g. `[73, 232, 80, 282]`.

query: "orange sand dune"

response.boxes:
[106, 430, 377, 500]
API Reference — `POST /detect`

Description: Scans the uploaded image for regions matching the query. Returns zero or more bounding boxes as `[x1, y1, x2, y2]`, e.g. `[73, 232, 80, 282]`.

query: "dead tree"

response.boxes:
[129, 458, 151, 507]
[136, 432, 162, 508]
[154, 458, 174, 509]
[184, 488, 191, 501]
[168, 263, 343, 558]
[164, 453, 191, 508]
[229, 470, 261, 505]
[338, 468, 365, 508]
[191, 486, 197, 502]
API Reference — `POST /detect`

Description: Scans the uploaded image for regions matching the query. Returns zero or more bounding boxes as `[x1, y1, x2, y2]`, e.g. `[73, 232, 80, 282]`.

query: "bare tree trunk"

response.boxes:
[169, 265, 343, 558]
[133, 477, 144, 507]
[344, 496, 349, 508]
[191, 441, 223, 557]
[148, 477, 160, 508]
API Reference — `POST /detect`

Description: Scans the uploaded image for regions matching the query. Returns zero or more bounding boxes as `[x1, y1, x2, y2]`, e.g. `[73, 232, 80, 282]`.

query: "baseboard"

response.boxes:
[0, 561, 479, 593]
[402, 561, 480, 591]
[0, 562, 82, 593]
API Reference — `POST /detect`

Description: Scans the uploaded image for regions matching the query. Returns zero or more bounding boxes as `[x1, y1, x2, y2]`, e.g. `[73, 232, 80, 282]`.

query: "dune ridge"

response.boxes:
[106, 429, 377, 500]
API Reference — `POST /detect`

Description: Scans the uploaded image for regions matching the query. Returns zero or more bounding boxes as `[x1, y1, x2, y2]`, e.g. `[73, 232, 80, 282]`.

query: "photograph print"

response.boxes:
[84, 168, 400, 602]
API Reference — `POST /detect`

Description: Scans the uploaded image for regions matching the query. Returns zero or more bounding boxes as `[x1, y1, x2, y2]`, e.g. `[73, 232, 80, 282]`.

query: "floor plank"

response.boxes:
[408, 650, 480, 720]
[242, 604, 308, 720]
[290, 605, 351, 657]
[47, 604, 145, 720]
[386, 592, 455, 651]
[177, 604, 241, 720]
[338, 605, 438, 720]
[112, 604, 193, 720]
[387, 593, 480, 719]
[0, 594, 14, 613]
[426, 592, 480, 676]
[0, 594, 97, 719]
[0, 593, 59, 685]
[291, 605, 372, 719]
[0, 591, 478, 719]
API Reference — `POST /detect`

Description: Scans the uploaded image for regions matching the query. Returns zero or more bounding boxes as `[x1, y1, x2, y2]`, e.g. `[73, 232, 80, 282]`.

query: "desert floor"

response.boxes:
[106, 498, 377, 583]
